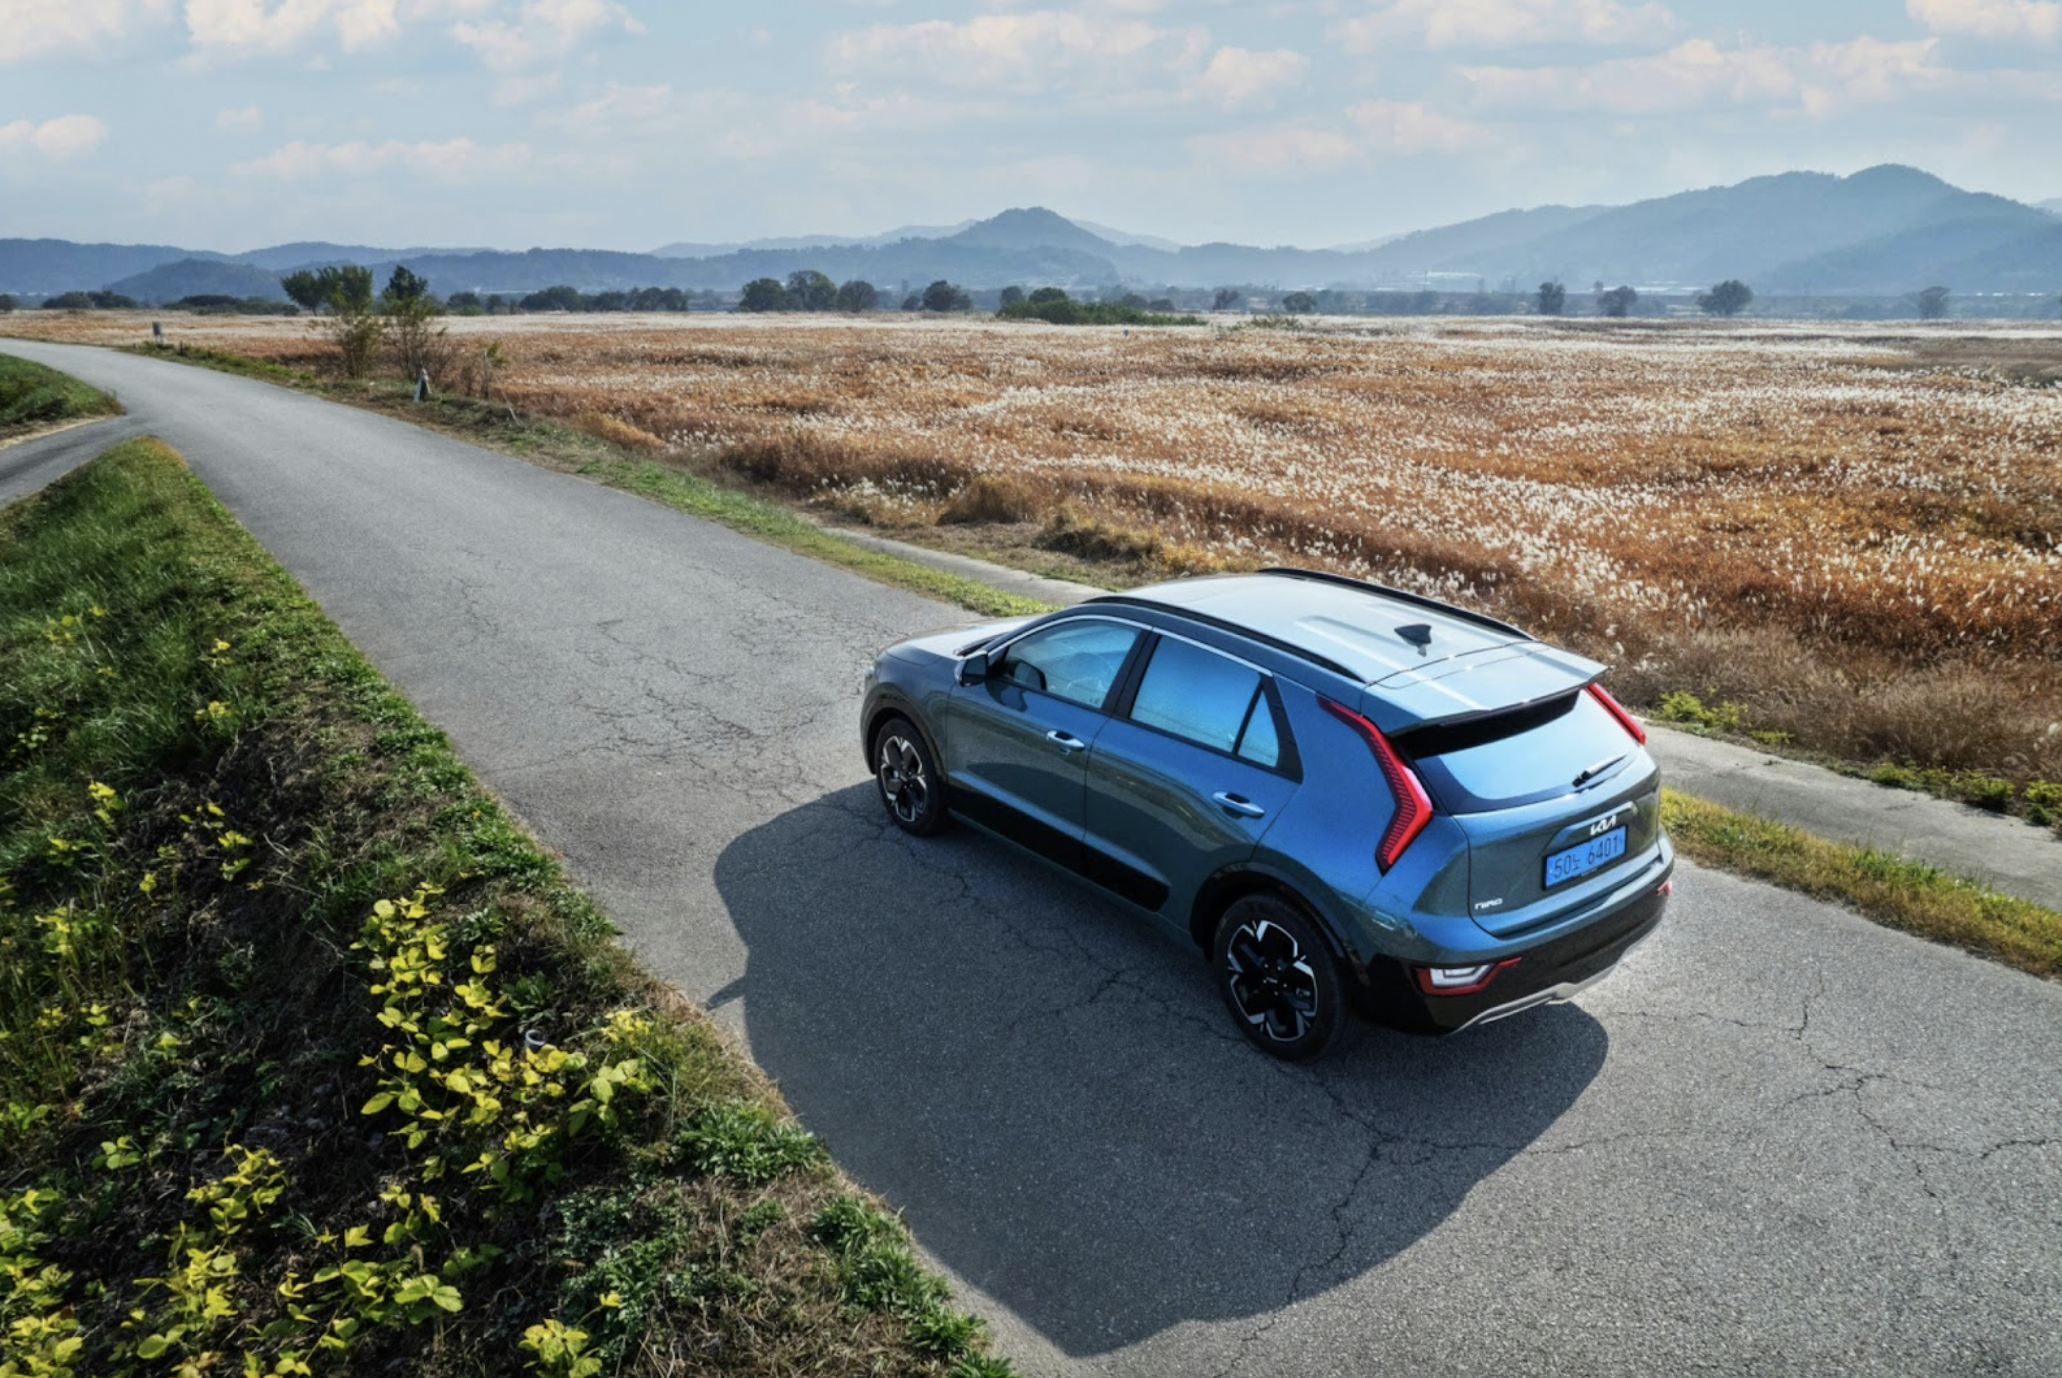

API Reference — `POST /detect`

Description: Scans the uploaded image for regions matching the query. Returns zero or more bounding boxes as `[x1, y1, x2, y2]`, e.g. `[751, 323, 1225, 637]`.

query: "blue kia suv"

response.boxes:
[860, 568, 1672, 1059]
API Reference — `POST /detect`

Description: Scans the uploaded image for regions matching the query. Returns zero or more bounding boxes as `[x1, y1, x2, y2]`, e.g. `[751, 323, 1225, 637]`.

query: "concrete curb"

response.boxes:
[821, 520, 2062, 913]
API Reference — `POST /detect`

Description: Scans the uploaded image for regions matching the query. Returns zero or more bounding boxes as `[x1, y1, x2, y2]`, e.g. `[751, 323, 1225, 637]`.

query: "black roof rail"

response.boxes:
[1081, 594, 1359, 682]
[1255, 566, 1531, 640]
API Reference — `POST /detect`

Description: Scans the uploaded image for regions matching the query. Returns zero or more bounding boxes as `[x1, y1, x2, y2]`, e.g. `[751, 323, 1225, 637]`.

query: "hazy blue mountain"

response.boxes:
[1768, 217, 2062, 293]
[10, 166, 2060, 302]
[106, 259, 289, 302]
[942, 207, 1117, 255]
[1370, 165, 2051, 291]
[225, 242, 488, 271]
[2037, 198, 2062, 215]
[1352, 205, 1608, 277]
[0, 238, 227, 296]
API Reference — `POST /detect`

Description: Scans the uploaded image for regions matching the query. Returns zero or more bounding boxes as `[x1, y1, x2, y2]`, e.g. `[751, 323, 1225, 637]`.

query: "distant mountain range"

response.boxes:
[5, 166, 2058, 303]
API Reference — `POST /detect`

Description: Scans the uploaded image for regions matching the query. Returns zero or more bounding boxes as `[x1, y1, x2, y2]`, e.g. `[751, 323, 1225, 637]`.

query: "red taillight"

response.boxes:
[1320, 698, 1434, 872]
[1588, 682, 1646, 745]
[1413, 959, 1521, 996]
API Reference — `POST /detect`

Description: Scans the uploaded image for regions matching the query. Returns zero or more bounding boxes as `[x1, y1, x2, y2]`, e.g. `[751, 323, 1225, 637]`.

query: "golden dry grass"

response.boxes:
[12, 309, 2060, 784]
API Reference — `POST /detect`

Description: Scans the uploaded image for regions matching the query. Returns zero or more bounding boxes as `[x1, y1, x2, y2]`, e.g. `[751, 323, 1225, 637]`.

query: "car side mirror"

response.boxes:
[956, 652, 990, 687]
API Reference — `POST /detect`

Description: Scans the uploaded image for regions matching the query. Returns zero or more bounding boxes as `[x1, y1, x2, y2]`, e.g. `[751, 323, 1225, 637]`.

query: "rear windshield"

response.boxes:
[1399, 691, 1638, 814]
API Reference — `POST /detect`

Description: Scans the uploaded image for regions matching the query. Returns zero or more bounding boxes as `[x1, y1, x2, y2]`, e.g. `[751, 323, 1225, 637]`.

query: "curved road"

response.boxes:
[5, 340, 2059, 1376]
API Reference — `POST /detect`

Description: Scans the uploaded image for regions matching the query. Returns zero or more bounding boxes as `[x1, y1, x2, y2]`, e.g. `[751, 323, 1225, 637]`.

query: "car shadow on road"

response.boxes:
[713, 783, 1609, 1359]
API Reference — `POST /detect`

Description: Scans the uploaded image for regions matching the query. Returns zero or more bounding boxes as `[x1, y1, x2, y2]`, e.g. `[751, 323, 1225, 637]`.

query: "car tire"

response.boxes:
[872, 716, 948, 837]
[1212, 894, 1345, 1061]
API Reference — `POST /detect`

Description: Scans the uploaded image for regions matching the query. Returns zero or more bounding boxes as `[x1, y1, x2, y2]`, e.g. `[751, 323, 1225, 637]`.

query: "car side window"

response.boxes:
[1129, 636, 1279, 766]
[998, 619, 1140, 710]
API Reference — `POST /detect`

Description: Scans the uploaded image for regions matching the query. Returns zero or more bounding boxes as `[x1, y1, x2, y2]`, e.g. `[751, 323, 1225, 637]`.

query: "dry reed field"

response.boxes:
[11, 309, 2061, 789]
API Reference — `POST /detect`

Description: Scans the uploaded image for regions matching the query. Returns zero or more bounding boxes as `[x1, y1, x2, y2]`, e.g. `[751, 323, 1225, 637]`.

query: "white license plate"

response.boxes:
[1545, 827, 1627, 888]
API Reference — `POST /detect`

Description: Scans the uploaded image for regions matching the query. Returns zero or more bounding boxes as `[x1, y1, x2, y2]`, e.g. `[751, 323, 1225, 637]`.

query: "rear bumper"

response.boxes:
[1362, 870, 1670, 1035]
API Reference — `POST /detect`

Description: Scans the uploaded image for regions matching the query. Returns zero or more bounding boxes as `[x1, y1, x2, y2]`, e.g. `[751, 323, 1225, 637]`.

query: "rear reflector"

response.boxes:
[1588, 682, 1647, 745]
[1320, 698, 1433, 872]
[1414, 959, 1521, 996]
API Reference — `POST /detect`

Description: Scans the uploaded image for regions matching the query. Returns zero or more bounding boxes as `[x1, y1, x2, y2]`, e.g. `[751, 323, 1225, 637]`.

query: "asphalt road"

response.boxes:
[6, 339, 2059, 1376]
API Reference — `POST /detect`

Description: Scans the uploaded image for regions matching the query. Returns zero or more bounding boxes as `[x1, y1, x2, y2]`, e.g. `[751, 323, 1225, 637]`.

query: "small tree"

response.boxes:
[1281, 291, 1317, 314]
[1536, 281, 1566, 316]
[901, 292, 921, 311]
[1697, 279, 1753, 317]
[921, 279, 971, 312]
[1598, 285, 1638, 318]
[0, 293, 13, 314]
[998, 285, 1025, 308]
[1917, 286, 1951, 320]
[300, 264, 381, 377]
[382, 264, 447, 384]
[281, 271, 326, 314]
[835, 279, 878, 313]
[738, 278, 789, 312]
[786, 270, 836, 311]
[1212, 287, 1241, 312]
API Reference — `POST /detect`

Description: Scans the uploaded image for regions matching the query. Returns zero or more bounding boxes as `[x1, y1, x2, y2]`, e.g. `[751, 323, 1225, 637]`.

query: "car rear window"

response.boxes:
[1129, 636, 1282, 768]
[1399, 691, 1636, 813]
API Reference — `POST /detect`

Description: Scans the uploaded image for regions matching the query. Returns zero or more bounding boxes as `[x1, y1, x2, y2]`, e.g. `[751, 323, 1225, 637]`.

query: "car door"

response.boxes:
[937, 616, 1144, 873]
[1083, 633, 1302, 918]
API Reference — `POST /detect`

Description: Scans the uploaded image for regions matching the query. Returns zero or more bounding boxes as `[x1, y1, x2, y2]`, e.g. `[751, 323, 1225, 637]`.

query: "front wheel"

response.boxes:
[1213, 895, 1345, 1061]
[872, 716, 947, 836]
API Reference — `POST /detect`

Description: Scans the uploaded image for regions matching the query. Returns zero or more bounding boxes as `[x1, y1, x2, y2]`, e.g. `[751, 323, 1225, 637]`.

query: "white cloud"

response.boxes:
[1346, 99, 1487, 152]
[0, 114, 112, 159]
[828, 11, 1208, 93]
[1186, 46, 1309, 110]
[183, 0, 400, 54]
[214, 104, 263, 130]
[448, 0, 642, 71]
[1462, 36, 1947, 116]
[1907, 0, 2060, 42]
[0, 0, 173, 63]
[231, 136, 532, 179]
[1333, 0, 1678, 52]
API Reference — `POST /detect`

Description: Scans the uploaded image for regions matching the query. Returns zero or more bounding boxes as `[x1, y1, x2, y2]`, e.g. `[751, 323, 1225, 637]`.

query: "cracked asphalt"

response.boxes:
[6, 339, 2060, 1376]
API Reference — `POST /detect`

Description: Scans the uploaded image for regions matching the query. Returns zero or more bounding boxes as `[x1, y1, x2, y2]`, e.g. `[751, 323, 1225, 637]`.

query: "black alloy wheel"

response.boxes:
[1213, 894, 1345, 1060]
[873, 717, 947, 836]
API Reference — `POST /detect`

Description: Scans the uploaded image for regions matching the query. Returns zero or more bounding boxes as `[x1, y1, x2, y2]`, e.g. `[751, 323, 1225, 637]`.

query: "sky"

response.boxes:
[3, 0, 2059, 253]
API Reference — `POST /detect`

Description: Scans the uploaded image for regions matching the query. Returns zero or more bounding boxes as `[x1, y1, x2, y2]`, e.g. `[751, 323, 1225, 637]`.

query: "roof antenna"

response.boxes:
[1396, 623, 1433, 653]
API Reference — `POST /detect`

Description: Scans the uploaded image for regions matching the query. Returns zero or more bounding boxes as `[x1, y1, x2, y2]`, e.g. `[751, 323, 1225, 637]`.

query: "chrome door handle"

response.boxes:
[1047, 730, 1087, 751]
[1213, 792, 1266, 818]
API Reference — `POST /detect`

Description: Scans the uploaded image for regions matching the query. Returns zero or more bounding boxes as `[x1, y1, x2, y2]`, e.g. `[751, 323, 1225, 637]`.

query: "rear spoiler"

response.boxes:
[1353, 643, 1606, 737]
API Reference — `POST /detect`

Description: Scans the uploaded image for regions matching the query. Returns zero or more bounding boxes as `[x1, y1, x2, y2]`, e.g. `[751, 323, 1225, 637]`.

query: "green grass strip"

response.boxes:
[0, 352, 120, 432]
[1662, 788, 2062, 979]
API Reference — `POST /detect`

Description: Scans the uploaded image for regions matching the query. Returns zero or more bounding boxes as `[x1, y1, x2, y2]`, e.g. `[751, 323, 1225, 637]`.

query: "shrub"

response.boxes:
[939, 474, 1040, 525]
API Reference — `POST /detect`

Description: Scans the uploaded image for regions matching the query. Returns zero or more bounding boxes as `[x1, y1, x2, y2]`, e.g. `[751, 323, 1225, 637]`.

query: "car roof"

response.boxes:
[1087, 568, 1534, 686]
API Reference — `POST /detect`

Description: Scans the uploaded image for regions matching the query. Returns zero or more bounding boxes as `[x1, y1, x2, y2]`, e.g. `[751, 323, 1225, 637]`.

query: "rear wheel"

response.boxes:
[872, 717, 947, 836]
[1212, 895, 1345, 1061]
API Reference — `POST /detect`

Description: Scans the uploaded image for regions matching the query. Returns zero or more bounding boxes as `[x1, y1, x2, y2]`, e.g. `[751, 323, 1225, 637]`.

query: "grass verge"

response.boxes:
[0, 354, 120, 439]
[121, 343, 1049, 621]
[1, 437, 1016, 1377]
[1661, 789, 2062, 979]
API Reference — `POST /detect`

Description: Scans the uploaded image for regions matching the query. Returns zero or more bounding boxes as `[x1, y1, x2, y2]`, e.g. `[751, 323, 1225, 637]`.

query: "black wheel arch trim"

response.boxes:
[1191, 862, 1357, 971]
[863, 692, 944, 776]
